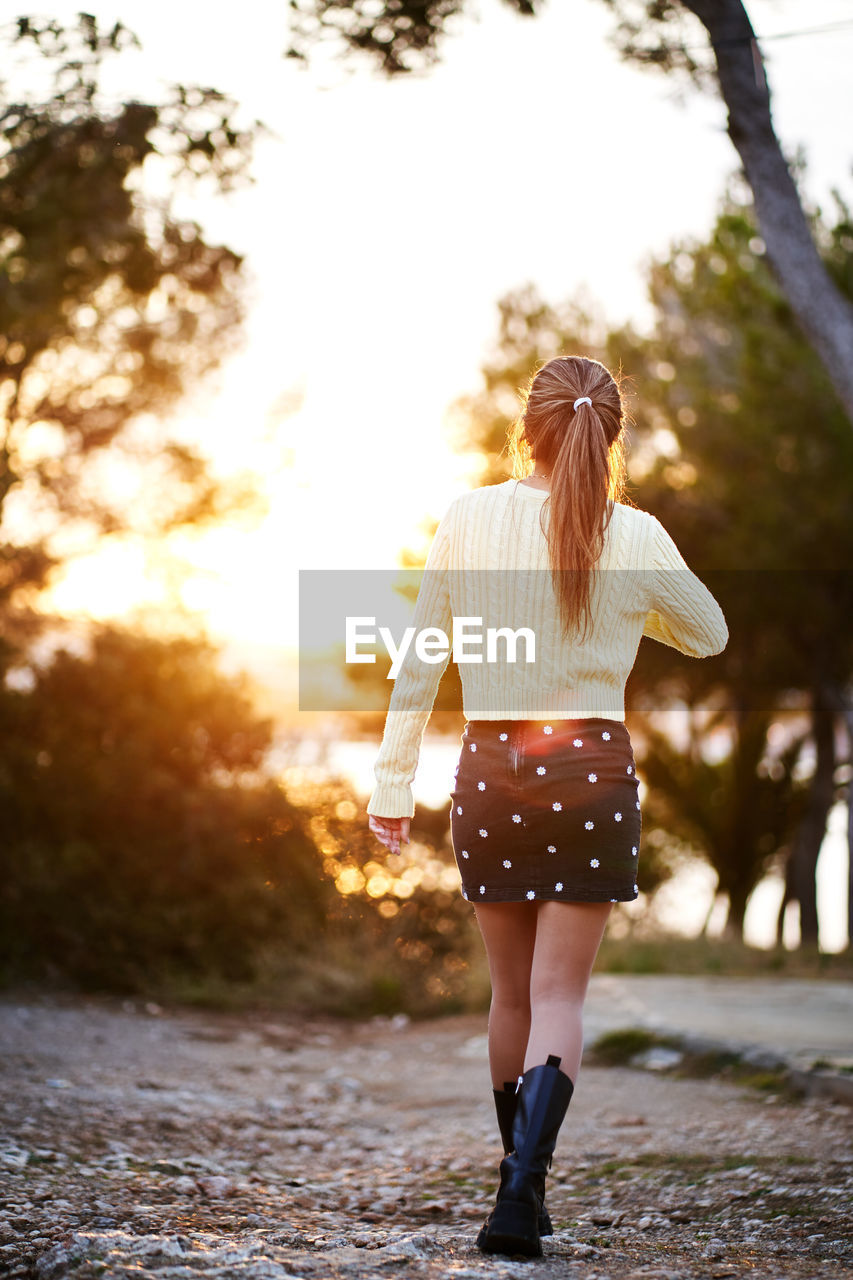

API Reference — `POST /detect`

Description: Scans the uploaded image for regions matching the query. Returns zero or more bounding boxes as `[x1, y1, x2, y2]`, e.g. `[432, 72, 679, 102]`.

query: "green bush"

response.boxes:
[0, 625, 484, 1015]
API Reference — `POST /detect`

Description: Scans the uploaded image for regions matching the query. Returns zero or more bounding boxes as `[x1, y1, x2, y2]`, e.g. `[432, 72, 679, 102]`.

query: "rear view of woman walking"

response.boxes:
[367, 355, 728, 1256]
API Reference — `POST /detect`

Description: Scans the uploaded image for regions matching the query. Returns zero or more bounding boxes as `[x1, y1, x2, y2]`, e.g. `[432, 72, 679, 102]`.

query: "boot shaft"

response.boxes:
[493, 1083, 518, 1155]
[503, 1056, 574, 1197]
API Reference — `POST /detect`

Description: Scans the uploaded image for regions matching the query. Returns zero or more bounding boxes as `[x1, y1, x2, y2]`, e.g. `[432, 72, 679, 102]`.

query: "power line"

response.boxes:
[682, 18, 853, 51]
[751, 19, 853, 43]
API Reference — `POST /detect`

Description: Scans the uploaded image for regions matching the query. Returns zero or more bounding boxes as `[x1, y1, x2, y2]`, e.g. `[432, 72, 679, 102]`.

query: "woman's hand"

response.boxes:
[368, 815, 411, 856]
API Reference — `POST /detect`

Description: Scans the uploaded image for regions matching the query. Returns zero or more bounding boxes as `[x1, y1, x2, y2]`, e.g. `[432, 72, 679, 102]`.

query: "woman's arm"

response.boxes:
[366, 499, 457, 826]
[642, 514, 729, 657]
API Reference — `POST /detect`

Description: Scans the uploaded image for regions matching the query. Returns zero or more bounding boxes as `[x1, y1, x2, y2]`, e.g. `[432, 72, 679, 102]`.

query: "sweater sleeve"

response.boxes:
[641, 514, 729, 657]
[366, 502, 456, 820]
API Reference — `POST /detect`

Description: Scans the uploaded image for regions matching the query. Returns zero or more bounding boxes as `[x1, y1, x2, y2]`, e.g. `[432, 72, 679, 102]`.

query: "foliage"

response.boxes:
[285, 0, 541, 76]
[617, 186, 853, 932]
[0, 626, 328, 990]
[595, 932, 853, 976]
[597, 0, 717, 87]
[281, 0, 709, 84]
[0, 14, 263, 642]
[632, 188, 853, 570]
[277, 774, 481, 1014]
[0, 625, 480, 1011]
[587, 1025, 680, 1064]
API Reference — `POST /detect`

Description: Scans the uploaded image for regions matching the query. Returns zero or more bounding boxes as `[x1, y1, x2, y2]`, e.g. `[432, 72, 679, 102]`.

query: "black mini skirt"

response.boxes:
[449, 718, 641, 904]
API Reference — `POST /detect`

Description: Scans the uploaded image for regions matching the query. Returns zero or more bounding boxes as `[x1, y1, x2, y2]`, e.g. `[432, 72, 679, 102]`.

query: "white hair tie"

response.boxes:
[573, 396, 592, 411]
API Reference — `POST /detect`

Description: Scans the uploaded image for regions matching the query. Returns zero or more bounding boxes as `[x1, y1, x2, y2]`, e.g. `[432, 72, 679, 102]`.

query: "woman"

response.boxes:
[366, 355, 728, 1257]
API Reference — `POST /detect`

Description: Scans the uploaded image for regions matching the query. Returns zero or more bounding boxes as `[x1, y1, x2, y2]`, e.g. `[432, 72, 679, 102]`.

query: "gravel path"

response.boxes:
[1, 995, 851, 1279]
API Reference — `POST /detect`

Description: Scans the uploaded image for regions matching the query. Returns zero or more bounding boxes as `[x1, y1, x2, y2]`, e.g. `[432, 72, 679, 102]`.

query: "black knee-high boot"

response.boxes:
[476, 1082, 553, 1248]
[478, 1055, 574, 1257]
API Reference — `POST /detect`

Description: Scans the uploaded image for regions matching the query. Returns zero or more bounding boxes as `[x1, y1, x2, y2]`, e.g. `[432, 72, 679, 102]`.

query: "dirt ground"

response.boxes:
[1, 994, 851, 1279]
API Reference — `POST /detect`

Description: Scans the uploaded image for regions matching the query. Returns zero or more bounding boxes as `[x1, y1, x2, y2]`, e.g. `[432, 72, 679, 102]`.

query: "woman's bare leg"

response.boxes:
[525, 900, 613, 1082]
[473, 902, 538, 1088]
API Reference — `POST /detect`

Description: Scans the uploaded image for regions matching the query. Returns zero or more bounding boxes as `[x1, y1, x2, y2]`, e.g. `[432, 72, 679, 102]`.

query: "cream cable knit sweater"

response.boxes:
[366, 478, 729, 819]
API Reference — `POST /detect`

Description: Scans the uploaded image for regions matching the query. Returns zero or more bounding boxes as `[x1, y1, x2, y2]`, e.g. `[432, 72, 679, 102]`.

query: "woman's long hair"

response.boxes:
[507, 355, 631, 644]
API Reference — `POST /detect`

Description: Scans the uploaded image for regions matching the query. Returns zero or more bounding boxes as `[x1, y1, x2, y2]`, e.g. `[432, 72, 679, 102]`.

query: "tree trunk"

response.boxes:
[830, 692, 853, 954]
[787, 690, 836, 946]
[775, 855, 794, 948]
[822, 679, 853, 952]
[682, 0, 853, 426]
[722, 883, 749, 942]
[835, 691, 853, 954]
[848, 732, 853, 955]
[848, 745, 853, 954]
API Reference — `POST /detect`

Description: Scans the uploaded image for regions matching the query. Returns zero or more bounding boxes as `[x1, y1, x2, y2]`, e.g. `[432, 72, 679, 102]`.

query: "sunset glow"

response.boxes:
[31, 0, 853, 677]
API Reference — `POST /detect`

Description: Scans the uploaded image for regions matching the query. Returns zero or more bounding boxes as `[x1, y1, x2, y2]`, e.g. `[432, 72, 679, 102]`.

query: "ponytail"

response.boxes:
[507, 355, 629, 644]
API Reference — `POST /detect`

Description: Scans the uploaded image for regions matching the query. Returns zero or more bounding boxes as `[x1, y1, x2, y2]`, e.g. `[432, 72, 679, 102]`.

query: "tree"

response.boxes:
[637, 711, 810, 942]
[0, 15, 263, 644]
[0, 624, 333, 990]
[0, 623, 483, 1011]
[600, 0, 853, 426]
[284, 0, 853, 426]
[631, 187, 853, 945]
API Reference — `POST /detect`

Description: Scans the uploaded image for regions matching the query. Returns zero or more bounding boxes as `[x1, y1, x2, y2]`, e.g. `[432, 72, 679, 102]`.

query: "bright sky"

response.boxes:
[34, 0, 853, 683]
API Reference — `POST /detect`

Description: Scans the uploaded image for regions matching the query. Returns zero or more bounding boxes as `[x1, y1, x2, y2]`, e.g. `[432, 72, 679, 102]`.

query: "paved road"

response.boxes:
[581, 973, 853, 1069]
